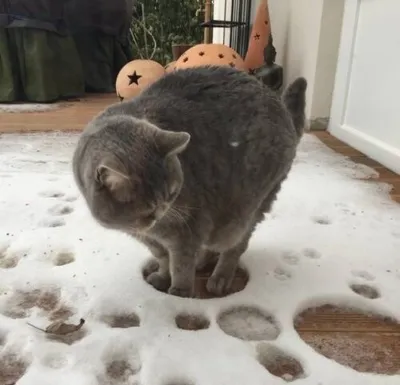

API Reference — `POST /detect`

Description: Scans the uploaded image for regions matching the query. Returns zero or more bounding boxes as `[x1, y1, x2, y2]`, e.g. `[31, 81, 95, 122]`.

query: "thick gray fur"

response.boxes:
[72, 66, 307, 297]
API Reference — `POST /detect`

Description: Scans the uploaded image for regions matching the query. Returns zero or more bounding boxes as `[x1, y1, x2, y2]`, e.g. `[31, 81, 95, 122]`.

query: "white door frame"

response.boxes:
[328, 0, 400, 174]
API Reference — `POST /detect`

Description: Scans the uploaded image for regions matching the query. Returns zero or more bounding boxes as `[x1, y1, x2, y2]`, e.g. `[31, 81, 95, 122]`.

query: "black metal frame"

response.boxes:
[200, 0, 252, 57]
[229, 0, 252, 57]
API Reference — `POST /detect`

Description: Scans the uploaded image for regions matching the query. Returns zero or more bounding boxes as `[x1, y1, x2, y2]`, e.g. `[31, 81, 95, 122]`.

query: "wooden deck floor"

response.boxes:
[1, 95, 399, 201]
[314, 131, 400, 204]
[0, 94, 119, 132]
[1, 95, 399, 377]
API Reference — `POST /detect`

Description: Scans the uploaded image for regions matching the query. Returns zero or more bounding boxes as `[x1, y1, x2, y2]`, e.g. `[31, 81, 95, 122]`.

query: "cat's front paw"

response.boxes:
[168, 286, 194, 298]
[143, 259, 160, 278]
[146, 272, 171, 292]
[206, 272, 234, 296]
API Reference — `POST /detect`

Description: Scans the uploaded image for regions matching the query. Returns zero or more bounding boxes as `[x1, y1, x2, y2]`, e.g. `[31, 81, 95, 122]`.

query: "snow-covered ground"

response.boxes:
[0, 104, 66, 113]
[0, 133, 399, 385]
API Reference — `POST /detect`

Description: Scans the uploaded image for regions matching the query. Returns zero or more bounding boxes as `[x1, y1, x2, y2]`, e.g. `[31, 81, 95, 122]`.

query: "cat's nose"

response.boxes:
[147, 220, 156, 229]
[154, 205, 167, 220]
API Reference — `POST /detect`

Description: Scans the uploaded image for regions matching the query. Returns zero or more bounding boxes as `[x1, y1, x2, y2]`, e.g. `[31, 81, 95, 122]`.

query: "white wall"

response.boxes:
[270, 0, 324, 120]
[214, 0, 345, 122]
[268, 0, 345, 121]
[312, 1, 346, 121]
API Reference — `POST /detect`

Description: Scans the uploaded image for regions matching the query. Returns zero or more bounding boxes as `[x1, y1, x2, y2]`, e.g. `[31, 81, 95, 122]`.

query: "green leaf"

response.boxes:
[130, 0, 203, 65]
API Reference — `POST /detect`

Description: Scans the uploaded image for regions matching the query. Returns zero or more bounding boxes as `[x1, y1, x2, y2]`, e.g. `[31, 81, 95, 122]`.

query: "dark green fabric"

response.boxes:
[6, 0, 69, 34]
[0, 27, 85, 102]
[71, 30, 133, 93]
[0, 0, 134, 102]
[65, 0, 134, 39]
[0, 29, 20, 102]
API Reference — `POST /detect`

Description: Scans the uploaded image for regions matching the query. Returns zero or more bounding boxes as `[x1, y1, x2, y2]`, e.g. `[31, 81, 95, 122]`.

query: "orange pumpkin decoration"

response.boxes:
[116, 60, 165, 101]
[174, 44, 246, 71]
[244, 0, 271, 71]
[165, 61, 176, 73]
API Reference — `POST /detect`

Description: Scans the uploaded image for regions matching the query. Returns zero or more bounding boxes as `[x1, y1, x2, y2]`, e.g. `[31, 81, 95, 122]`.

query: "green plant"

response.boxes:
[129, 0, 204, 65]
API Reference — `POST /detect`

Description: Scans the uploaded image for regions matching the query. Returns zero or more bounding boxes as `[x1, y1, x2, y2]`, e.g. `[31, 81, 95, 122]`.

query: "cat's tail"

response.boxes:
[282, 77, 307, 138]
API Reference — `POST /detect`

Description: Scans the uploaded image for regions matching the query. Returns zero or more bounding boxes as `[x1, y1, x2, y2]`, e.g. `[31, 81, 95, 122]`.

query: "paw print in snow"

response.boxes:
[257, 343, 305, 382]
[0, 351, 31, 385]
[350, 283, 380, 299]
[175, 313, 210, 331]
[48, 204, 74, 216]
[217, 306, 280, 341]
[97, 344, 141, 385]
[302, 248, 321, 259]
[0, 244, 21, 269]
[282, 251, 300, 266]
[39, 190, 65, 199]
[351, 270, 375, 281]
[274, 267, 292, 281]
[2, 287, 73, 321]
[312, 215, 331, 225]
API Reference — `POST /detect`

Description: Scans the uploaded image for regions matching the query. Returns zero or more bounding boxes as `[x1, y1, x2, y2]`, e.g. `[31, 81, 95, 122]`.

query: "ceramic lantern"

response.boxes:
[165, 61, 176, 73]
[115, 59, 165, 101]
[174, 44, 246, 71]
[244, 0, 271, 71]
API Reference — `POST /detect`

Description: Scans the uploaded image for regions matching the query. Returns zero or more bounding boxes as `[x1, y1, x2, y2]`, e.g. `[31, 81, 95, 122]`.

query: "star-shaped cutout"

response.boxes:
[229, 62, 235, 68]
[264, 20, 269, 25]
[254, 33, 261, 40]
[199, 51, 205, 56]
[218, 53, 225, 59]
[248, 68, 256, 75]
[127, 71, 142, 85]
[117, 93, 124, 102]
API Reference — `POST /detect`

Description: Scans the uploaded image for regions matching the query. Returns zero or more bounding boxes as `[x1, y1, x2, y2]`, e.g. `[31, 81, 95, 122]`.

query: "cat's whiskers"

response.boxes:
[171, 206, 192, 222]
[130, 228, 141, 239]
[168, 207, 185, 223]
[168, 207, 193, 237]
[173, 203, 200, 210]
[129, 228, 147, 241]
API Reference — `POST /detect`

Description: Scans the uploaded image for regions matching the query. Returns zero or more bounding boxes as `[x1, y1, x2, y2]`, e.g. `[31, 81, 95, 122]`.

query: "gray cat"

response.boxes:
[72, 65, 307, 298]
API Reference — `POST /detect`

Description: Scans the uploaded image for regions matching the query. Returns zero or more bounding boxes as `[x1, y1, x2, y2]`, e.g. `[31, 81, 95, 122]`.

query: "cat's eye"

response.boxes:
[94, 169, 106, 190]
[143, 212, 156, 221]
[95, 168, 104, 184]
[95, 168, 101, 182]
[142, 206, 157, 221]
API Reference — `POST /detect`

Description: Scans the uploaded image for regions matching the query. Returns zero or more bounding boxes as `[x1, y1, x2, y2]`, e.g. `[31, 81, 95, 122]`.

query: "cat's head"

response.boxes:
[80, 115, 190, 233]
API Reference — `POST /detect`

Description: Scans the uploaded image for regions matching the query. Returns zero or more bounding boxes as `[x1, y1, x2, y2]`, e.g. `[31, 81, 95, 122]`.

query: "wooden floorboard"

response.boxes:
[1, 95, 399, 376]
[0, 94, 119, 133]
[313, 131, 400, 203]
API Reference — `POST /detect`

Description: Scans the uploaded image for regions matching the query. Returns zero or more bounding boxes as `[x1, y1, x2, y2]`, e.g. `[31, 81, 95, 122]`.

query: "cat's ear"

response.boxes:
[155, 129, 191, 157]
[96, 162, 129, 194]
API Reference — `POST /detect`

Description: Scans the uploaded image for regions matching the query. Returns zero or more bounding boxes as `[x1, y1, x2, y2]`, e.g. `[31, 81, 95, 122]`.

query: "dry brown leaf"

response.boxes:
[28, 318, 85, 335]
[45, 318, 85, 335]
